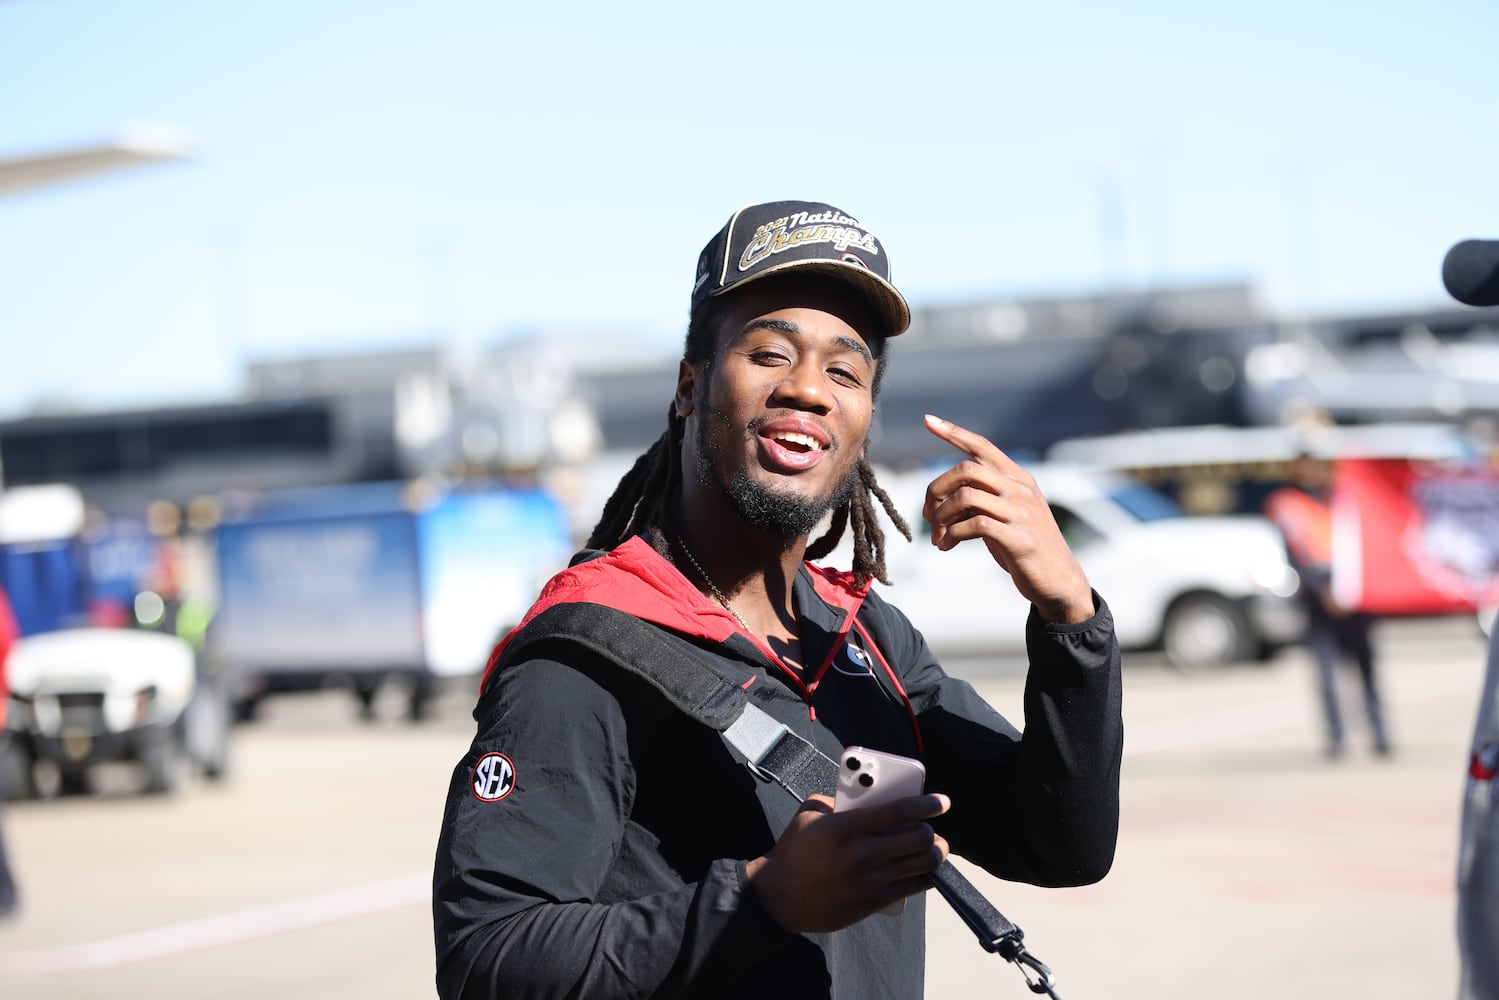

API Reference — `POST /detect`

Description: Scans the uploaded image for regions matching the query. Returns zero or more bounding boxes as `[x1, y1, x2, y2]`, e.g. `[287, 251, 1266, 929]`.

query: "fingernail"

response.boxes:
[924, 414, 946, 428]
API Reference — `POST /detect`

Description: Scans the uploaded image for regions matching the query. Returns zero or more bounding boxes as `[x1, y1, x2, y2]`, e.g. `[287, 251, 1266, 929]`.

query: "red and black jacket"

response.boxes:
[434, 537, 1123, 1000]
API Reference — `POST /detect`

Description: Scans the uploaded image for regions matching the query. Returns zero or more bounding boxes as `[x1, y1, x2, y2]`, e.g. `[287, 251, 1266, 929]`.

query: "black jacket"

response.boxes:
[433, 537, 1123, 999]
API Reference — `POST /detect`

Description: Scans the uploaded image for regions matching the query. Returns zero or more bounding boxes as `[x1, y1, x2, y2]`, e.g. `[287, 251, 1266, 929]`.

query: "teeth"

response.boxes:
[774, 432, 822, 451]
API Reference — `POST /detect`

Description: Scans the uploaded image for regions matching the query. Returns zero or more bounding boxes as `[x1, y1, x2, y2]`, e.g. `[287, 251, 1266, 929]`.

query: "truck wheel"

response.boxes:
[232, 694, 262, 724]
[1163, 594, 1254, 671]
[141, 731, 185, 795]
[353, 678, 381, 722]
[1, 737, 38, 802]
[407, 677, 435, 724]
[59, 767, 91, 796]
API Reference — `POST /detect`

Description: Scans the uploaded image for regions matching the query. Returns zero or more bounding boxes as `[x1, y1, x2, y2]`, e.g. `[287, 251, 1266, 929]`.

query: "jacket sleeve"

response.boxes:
[432, 655, 791, 1000]
[866, 589, 1123, 887]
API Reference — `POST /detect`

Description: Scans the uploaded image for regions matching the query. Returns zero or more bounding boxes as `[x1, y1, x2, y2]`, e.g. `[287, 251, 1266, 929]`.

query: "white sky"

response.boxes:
[2, 0, 1497, 415]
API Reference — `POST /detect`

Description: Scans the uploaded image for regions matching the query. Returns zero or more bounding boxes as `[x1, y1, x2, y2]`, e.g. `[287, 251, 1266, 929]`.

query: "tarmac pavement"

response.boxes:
[0, 616, 1488, 999]
[928, 619, 1485, 999]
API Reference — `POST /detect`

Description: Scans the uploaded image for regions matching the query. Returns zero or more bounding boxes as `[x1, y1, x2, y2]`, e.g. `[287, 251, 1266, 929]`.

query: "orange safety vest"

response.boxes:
[1264, 485, 1334, 568]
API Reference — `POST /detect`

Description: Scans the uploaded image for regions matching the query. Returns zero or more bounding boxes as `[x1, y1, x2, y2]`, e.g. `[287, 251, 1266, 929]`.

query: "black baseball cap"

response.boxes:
[691, 200, 911, 338]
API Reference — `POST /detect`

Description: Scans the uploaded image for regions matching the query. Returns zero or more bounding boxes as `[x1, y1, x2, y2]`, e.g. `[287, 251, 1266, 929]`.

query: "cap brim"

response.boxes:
[706, 258, 911, 339]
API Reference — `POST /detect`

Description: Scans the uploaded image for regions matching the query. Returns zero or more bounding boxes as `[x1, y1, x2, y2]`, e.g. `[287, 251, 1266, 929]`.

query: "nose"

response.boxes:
[770, 358, 832, 412]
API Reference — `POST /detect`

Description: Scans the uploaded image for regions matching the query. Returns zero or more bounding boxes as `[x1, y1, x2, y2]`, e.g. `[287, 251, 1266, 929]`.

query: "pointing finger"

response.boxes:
[923, 414, 1016, 471]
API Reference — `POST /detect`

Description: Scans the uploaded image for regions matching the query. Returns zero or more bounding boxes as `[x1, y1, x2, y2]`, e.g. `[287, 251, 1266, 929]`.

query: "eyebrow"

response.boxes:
[740, 318, 875, 365]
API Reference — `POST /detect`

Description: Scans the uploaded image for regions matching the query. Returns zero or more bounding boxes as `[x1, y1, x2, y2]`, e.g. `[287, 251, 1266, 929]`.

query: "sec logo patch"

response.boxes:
[471, 751, 517, 802]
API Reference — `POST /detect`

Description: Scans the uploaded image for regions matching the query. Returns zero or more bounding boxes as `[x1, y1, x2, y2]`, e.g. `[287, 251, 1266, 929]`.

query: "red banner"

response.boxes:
[1331, 457, 1499, 614]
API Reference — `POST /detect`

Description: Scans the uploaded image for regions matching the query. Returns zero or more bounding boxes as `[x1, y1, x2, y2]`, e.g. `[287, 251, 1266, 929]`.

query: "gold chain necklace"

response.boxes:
[674, 536, 752, 633]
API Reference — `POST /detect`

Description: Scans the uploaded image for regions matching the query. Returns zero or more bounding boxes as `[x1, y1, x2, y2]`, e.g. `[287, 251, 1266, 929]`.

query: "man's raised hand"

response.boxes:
[921, 414, 1094, 624]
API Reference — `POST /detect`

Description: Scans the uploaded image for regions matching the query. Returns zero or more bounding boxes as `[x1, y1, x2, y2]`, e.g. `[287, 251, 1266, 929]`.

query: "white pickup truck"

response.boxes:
[848, 463, 1305, 670]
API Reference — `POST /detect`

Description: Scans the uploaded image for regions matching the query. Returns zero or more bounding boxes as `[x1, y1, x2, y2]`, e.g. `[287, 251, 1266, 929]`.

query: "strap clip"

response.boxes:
[1011, 946, 1060, 997]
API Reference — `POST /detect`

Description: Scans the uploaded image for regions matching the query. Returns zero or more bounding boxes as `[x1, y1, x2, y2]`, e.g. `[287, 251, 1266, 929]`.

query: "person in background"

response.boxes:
[0, 584, 21, 918]
[1263, 452, 1391, 759]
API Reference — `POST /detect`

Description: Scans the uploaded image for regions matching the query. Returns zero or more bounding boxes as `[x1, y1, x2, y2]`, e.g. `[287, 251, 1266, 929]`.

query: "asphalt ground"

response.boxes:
[0, 616, 1488, 1000]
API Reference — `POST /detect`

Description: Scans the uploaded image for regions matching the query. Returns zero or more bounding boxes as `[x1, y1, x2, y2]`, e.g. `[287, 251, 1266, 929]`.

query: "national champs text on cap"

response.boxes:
[691, 200, 912, 338]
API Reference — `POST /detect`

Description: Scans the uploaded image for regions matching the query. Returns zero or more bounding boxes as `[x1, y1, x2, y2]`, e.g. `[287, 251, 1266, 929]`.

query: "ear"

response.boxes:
[674, 359, 699, 418]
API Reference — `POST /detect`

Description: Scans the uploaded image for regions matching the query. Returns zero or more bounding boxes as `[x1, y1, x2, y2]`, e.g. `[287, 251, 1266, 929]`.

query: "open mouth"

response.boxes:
[758, 426, 829, 471]
[771, 431, 824, 454]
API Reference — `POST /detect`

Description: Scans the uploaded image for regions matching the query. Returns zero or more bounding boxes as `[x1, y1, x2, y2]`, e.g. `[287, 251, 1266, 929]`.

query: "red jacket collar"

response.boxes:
[479, 536, 869, 691]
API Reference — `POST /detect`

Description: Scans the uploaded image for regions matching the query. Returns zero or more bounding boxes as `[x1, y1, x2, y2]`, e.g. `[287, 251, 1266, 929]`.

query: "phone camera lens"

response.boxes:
[845, 756, 861, 771]
[858, 773, 874, 787]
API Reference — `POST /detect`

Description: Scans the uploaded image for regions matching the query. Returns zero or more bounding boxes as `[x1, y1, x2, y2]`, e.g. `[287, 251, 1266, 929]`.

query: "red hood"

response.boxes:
[479, 536, 868, 692]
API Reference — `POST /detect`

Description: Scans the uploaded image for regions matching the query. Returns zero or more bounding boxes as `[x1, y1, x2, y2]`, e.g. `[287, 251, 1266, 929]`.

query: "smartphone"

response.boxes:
[833, 746, 927, 916]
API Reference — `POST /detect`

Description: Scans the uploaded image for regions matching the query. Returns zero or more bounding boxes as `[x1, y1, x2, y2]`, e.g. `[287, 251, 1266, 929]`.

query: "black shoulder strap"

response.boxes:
[498, 602, 749, 729]
[494, 600, 1062, 998]
[497, 602, 837, 800]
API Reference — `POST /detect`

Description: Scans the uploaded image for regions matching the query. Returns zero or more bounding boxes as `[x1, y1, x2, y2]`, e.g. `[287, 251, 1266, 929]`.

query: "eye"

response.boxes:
[747, 349, 790, 367]
[828, 363, 867, 388]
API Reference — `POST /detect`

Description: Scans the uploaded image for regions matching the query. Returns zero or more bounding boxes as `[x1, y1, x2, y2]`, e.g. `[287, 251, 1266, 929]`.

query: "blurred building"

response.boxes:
[3, 282, 1499, 516]
[1241, 305, 1499, 426]
[6, 125, 1499, 533]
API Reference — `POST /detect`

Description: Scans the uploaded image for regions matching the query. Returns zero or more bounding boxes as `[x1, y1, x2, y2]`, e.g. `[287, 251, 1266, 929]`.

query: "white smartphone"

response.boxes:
[833, 746, 928, 916]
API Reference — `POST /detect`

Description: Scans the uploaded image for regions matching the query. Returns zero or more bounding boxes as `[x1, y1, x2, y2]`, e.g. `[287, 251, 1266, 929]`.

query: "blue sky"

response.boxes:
[2, 0, 1497, 416]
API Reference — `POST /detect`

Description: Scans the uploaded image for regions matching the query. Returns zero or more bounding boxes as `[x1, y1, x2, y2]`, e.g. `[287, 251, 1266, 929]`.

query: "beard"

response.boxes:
[693, 405, 858, 538]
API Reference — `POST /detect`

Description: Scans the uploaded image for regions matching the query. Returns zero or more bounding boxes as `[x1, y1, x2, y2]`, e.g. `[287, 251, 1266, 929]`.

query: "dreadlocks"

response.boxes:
[585, 301, 912, 588]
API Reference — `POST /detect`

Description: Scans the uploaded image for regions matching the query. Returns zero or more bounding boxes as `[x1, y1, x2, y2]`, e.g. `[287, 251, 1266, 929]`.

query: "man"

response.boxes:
[1263, 452, 1391, 758]
[432, 200, 1124, 999]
